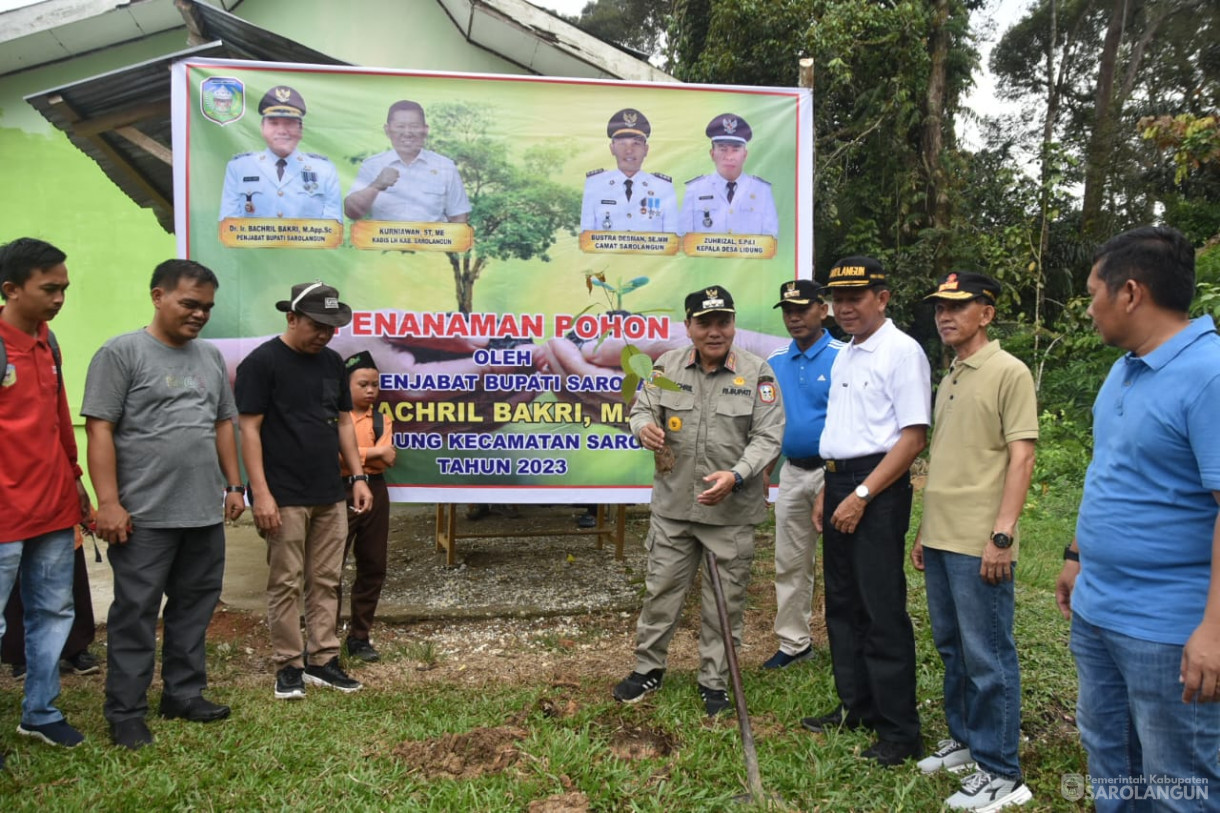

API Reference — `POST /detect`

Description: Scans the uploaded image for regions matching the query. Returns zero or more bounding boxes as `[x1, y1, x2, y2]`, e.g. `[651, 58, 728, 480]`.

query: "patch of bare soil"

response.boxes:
[527, 791, 591, 812]
[391, 724, 528, 779]
[606, 724, 678, 761]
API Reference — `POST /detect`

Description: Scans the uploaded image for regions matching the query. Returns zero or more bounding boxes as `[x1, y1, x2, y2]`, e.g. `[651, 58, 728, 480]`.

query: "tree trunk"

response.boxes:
[1081, 0, 1131, 241]
[922, 0, 953, 275]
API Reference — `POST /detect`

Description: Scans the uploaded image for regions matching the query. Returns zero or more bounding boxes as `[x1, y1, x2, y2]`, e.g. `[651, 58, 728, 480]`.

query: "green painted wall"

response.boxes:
[0, 1, 531, 427]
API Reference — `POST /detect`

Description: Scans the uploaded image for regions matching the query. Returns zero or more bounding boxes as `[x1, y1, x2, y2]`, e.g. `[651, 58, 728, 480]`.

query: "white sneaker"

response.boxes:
[946, 770, 1033, 811]
[917, 738, 976, 774]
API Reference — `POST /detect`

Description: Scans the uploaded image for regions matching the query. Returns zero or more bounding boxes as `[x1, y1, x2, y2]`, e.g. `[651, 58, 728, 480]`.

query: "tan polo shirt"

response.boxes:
[921, 340, 1038, 557]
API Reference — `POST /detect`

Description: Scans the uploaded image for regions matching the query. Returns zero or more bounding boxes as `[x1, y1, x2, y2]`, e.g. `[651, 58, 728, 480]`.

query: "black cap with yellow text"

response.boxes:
[826, 256, 886, 288]
[685, 286, 736, 318]
[924, 271, 1001, 304]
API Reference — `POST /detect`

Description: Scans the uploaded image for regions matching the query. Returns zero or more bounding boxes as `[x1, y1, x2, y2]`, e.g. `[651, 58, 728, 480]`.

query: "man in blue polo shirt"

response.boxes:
[1057, 225, 1220, 810]
[763, 279, 843, 668]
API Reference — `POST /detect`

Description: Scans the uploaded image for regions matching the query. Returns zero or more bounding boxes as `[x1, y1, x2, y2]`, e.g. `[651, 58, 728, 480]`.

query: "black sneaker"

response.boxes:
[60, 650, 100, 676]
[345, 637, 380, 663]
[698, 684, 732, 717]
[612, 668, 664, 703]
[11, 663, 25, 681]
[274, 665, 306, 700]
[800, 705, 865, 733]
[304, 657, 362, 693]
[17, 718, 85, 748]
[862, 737, 924, 766]
[109, 718, 153, 750]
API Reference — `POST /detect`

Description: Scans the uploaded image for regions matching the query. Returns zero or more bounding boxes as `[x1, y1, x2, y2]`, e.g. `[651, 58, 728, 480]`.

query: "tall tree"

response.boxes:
[565, 0, 673, 60]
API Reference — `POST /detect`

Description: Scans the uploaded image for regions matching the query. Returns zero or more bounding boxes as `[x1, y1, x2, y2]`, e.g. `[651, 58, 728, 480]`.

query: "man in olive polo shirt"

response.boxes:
[612, 286, 785, 717]
[911, 271, 1037, 810]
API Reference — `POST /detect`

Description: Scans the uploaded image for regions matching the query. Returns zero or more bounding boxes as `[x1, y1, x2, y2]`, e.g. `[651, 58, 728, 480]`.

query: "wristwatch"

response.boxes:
[1063, 546, 1080, 562]
[732, 472, 744, 493]
[349, 474, 370, 483]
[224, 485, 245, 494]
[854, 484, 872, 503]
[990, 531, 1013, 549]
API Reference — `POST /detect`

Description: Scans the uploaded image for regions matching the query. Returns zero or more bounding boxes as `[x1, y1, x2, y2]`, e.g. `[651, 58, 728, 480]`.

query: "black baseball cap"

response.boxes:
[774, 279, 823, 308]
[276, 281, 352, 327]
[685, 286, 736, 318]
[826, 256, 886, 289]
[924, 271, 1001, 304]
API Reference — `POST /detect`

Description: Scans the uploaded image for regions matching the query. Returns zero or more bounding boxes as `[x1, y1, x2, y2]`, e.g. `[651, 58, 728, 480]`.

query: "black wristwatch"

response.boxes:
[731, 472, 744, 493]
[990, 531, 1013, 549]
[224, 485, 245, 495]
[349, 474, 369, 484]
[1063, 546, 1080, 562]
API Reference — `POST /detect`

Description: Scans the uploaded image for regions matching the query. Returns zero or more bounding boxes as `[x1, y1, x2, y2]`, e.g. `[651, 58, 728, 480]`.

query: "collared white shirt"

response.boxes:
[581, 168, 678, 232]
[219, 148, 342, 221]
[679, 173, 778, 236]
[819, 318, 931, 459]
[348, 148, 471, 221]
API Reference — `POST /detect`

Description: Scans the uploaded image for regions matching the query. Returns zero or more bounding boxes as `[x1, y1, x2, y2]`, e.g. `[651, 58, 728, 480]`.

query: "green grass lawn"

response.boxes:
[0, 487, 1090, 812]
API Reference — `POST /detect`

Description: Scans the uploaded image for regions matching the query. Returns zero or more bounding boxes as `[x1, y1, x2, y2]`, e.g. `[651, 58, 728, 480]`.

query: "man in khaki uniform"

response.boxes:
[613, 286, 785, 716]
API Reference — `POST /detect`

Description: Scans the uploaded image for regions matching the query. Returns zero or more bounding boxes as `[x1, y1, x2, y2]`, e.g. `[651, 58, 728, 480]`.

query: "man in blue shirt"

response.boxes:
[763, 279, 843, 668]
[1057, 225, 1220, 810]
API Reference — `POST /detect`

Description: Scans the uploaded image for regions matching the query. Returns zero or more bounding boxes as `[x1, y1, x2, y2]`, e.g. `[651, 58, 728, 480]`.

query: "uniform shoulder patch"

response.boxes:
[586, 168, 606, 178]
[758, 374, 775, 383]
[305, 152, 332, 162]
[748, 174, 772, 186]
[230, 152, 254, 160]
[685, 174, 707, 185]
[652, 172, 672, 183]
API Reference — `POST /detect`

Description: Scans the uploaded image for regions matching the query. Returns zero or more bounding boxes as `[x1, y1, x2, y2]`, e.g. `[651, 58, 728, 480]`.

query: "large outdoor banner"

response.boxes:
[172, 58, 813, 503]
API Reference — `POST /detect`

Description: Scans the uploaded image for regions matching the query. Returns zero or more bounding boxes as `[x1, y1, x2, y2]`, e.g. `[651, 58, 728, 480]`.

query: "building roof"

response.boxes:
[16, 0, 671, 232]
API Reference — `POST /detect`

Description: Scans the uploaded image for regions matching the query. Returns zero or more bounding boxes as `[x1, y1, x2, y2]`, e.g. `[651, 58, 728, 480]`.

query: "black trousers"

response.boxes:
[104, 524, 225, 722]
[2, 544, 95, 666]
[338, 477, 390, 640]
[822, 466, 920, 743]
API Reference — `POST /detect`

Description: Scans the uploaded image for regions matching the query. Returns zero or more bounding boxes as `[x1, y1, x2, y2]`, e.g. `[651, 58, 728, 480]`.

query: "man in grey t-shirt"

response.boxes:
[82, 260, 245, 751]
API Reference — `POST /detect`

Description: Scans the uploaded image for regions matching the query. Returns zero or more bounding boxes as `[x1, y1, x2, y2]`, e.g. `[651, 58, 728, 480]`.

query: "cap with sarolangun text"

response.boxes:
[607, 108, 650, 140]
[685, 286, 736, 318]
[259, 86, 306, 119]
[774, 279, 823, 308]
[826, 256, 886, 288]
[706, 113, 752, 144]
[924, 271, 1001, 304]
[275, 280, 352, 327]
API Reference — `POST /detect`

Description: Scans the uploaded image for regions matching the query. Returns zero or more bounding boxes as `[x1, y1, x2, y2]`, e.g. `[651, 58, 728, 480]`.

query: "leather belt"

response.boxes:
[824, 453, 887, 474]
[788, 456, 824, 470]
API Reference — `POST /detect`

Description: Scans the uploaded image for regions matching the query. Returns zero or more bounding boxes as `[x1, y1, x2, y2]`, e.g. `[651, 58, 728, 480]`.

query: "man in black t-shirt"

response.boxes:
[235, 282, 373, 701]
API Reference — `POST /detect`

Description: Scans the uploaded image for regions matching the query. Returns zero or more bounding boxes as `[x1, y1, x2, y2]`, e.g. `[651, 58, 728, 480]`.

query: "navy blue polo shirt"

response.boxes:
[767, 330, 844, 459]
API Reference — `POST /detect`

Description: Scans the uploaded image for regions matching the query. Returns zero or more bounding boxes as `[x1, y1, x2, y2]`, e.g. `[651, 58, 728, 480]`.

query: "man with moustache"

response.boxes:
[801, 256, 931, 766]
[762, 279, 844, 669]
[910, 271, 1037, 810]
[613, 286, 784, 717]
[83, 260, 246, 750]
[345, 100, 471, 223]
[0, 238, 91, 760]
[679, 113, 778, 237]
[219, 86, 341, 221]
[236, 282, 373, 701]
[581, 108, 678, 233]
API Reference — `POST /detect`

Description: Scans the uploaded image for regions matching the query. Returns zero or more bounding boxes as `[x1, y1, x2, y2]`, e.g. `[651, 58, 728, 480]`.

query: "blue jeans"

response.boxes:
[1071, 613, 1220, 812]
[923, 547, 1021, 779]
[0, 528, 75, 726]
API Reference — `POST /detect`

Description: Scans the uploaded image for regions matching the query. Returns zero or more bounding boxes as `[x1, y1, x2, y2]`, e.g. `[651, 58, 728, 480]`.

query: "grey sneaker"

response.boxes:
[304, 657, 362, 693]
[612, 669, 664, 703]
[918, 738, 976, 774]
[946, 770, 1033, 811]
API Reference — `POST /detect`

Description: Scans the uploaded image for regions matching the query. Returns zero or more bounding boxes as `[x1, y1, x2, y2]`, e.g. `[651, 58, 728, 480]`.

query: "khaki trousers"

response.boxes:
[773, 460, 825, 654]
[634, 514, 755, 690]
[265, 502, 347, 668]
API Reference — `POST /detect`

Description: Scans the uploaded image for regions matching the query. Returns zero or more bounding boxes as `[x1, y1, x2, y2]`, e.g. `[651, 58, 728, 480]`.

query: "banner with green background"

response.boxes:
[173, 58, 813, 503]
